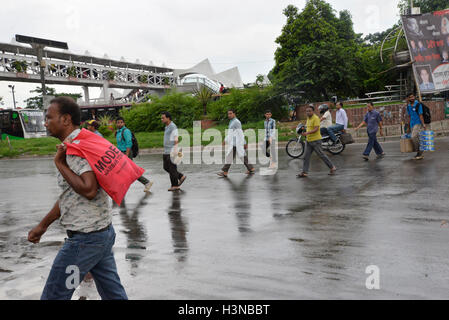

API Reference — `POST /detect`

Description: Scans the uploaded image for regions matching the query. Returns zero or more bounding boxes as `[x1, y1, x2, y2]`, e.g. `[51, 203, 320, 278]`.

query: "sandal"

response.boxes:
[246, 169, 255, 175]
[297, 172, 308, 178]
[329, 167, 337, 176]
[217, 172, 228, 178]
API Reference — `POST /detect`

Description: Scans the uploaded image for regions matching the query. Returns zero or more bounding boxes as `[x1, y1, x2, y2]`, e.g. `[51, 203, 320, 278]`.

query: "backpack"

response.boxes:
[409, 103, 431, 125]
[116, 128, 139, 158]
[420, 103, 431, 124]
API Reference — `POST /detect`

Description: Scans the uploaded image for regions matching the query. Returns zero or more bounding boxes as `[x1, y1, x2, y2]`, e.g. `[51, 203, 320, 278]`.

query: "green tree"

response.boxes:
[398, 0, 448, 14]
[255, 74, 265, 87]
[25, 87, 82, 109]
[120, 91, 202, 132]
[194, 86, 213, 115]
[208, 86, 288, 123]
[363, 25, 400, 46]
[271, 0, 363, 101]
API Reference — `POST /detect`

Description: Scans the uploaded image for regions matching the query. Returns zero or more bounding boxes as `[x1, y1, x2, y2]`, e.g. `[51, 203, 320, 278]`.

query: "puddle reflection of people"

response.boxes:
[119, 195, 150, 274]
[224, 176, 252, 233]
[167, 192, 189, 262]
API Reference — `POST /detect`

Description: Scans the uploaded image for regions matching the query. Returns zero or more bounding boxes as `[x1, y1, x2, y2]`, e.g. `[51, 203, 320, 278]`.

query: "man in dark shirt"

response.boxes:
[355, 102, 385, 161]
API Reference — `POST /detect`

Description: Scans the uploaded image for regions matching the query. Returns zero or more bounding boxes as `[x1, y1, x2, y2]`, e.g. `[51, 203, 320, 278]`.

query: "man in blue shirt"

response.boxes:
[406, 93, 427, 160]
[355, 102, 385, 161]
[115, 117, 153, 192]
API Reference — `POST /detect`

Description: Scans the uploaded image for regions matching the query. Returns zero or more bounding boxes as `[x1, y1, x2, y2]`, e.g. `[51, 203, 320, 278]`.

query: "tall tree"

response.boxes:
[271, 0, 363, 101]
[25, 87, 82, 109]
[398, 0, 448, 14]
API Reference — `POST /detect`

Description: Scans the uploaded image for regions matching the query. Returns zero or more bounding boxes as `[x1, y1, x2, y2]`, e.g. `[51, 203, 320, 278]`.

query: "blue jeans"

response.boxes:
[327, 124, 344, 142]
[363, 131, 383, 156]
[41, 224, 128, 300]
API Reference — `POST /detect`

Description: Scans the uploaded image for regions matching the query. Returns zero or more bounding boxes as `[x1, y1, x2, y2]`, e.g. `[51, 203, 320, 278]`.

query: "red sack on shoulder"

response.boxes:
[65, 128, 145, 205]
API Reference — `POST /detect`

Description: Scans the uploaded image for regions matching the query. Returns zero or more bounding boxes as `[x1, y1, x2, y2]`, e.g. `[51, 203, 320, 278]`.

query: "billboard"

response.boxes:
[402, 9, 449, 94]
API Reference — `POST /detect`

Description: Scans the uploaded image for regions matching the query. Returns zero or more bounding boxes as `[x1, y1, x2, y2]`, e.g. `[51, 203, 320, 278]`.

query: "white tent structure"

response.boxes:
[174, 59, 244, 88]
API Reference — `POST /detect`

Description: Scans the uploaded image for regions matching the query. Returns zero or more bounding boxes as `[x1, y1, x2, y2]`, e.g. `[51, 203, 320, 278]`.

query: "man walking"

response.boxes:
[406, 93, 427, 160]
[262, 109, 277, 169]
[297, 105, 336, 177]
[327, 102, 348, 145]
[217, 109, 255, 177]
[28, 97, 127, 300]
[115, 117, 153, 192]
[355, 102, 385, 161]
[161, 111, 186, 191]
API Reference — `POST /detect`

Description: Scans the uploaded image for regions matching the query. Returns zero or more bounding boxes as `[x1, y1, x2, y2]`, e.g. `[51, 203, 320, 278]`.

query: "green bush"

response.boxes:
[98, 125, 114, 137]
[208, 86, 288, 123]
[119, 91, 202, 132]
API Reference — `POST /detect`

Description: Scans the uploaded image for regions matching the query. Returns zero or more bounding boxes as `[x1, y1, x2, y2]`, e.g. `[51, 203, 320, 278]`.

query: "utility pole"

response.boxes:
[15, 35, 68, 110]
[8, 85, 16, 109]
[32, 44, 47, 97]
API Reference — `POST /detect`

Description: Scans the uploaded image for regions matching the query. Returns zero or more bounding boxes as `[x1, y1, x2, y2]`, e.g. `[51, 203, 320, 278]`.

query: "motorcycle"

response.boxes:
[286, 123, 345, 158]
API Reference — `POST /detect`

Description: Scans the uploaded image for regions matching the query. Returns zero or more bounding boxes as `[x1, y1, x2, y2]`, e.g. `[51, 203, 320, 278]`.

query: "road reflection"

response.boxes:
[167, 192, 189, 263]
[118, 195, 150, 275]
[224, 176, 253, 234]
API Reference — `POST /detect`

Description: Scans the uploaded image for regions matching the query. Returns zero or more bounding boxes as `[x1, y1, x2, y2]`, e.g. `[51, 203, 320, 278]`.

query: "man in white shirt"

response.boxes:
[327, 101, 348, 144]
[217, 109, 255, 177]
[318, 104, 332, 137]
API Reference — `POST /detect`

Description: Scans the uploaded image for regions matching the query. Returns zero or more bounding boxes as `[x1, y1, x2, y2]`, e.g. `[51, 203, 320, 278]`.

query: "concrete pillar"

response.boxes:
[103, 81, 109, 101]
[83, 86, 90, 103]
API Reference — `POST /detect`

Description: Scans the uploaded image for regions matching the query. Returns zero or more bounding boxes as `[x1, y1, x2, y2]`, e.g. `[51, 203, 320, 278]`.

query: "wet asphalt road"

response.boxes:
[1, 138, 449, 300]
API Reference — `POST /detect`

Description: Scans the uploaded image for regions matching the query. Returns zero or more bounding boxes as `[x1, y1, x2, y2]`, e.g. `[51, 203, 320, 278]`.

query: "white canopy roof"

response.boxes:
[174, 59, 244, 88]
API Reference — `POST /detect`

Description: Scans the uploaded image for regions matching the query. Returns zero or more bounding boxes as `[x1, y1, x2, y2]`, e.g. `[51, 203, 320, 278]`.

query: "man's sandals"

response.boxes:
[245, 169, 256, 175]
[297, 167, 336, 178]
[217, 172, 228, 178]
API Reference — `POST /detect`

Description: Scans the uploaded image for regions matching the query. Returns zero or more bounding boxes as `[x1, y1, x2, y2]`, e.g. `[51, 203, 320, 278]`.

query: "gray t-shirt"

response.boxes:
[164, 122, 178, 154]
[58, 129, 111, 233]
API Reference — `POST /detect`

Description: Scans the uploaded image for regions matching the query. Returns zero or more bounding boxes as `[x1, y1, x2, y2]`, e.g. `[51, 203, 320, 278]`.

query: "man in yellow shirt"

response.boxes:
[297, 106, 336, 177]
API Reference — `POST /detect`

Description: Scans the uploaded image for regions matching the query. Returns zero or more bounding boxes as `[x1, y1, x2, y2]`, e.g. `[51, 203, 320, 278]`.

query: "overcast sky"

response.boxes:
[0, 0, 400, 108]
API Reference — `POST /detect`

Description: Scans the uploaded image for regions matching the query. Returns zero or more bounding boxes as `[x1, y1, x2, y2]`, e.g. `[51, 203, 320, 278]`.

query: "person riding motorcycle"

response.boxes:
[318, 104, 332, 137]
[327, 101, 348, 145]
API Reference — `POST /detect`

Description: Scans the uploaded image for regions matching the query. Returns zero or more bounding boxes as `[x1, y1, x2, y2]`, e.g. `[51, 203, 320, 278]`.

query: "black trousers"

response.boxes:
[163, 154, 183, 187]
[221, 146, 254, 173]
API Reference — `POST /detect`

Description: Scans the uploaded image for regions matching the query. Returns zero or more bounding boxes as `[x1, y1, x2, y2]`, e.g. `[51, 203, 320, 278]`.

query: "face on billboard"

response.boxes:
[418, 40, 426, 51]
[442, 50, 449, 62]
[406, 18, 424, 37]
[442, 16, 449, 35]
[420, 68, 431, 83]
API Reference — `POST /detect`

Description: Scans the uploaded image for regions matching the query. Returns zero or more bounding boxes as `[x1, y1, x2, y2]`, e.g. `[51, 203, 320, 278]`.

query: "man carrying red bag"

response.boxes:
[28, 97, 128, 300]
